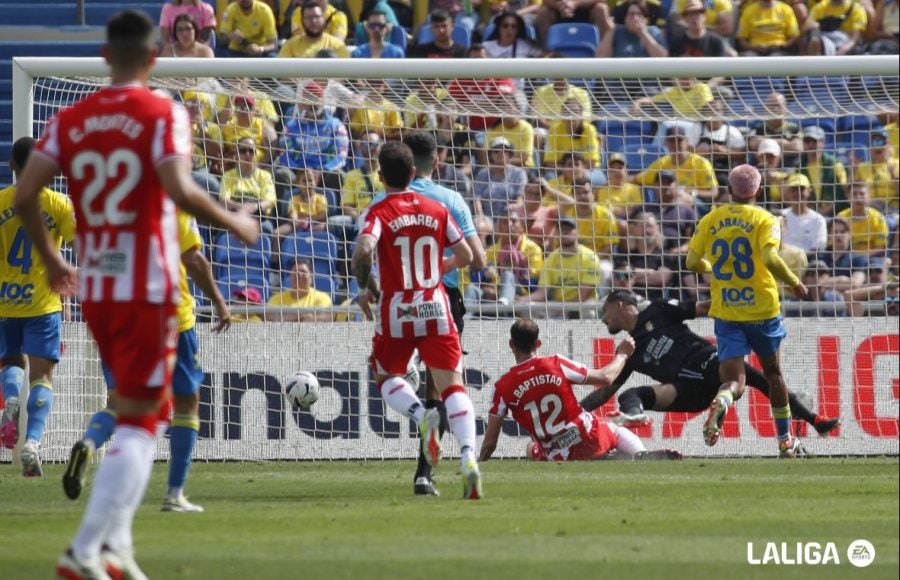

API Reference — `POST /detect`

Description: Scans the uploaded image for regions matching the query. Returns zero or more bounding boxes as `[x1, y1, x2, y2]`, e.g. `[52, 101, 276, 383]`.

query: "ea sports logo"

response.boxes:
[847, 540, 875, 568]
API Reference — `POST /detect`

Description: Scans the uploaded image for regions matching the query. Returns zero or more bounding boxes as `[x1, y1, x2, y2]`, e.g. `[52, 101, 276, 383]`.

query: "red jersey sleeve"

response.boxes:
[357, 206, 383, 243]
[555, 355, 590, 385]
[445, 211, 463, 247]
[488, 375, 511, 417]
[35, 114, 63, 166]
[152, 102, 193, 167]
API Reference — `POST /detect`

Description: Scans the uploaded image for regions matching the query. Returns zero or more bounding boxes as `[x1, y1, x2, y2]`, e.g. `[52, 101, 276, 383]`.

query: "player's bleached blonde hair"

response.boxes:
[729, 164, 762, 199]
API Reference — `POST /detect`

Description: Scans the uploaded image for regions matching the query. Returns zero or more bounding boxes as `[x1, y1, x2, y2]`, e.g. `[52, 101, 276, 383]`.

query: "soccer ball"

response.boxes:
[285, 371, 319, 409]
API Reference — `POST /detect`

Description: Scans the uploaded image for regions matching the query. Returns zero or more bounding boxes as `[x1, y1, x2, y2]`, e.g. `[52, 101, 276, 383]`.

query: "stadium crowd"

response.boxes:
[152, 0, 898, 319]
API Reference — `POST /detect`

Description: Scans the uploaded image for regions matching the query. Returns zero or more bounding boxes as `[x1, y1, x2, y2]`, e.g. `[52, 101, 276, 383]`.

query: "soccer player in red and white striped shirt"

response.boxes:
[480, 319, 682, 462]
[352, 141, 483, 499]
[15, 10, 258, 579]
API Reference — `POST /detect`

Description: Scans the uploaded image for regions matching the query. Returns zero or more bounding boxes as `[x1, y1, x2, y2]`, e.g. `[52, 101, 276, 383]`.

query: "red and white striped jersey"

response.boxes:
[490, 355, 595, 452]
[35, 84, 190, 305]
[357, 191, 463, 339]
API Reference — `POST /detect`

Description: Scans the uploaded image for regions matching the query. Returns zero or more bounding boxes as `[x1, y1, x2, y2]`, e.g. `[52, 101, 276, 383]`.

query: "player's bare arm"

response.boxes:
[442, 239, 473, 274]
[352, 234, 378, 320]
[13, 153, 77, 296]
[157, 158, 259, 245]
[182, 246, 231, 333]
[466, 234, 487, 272]
[478, 414, 504, 462]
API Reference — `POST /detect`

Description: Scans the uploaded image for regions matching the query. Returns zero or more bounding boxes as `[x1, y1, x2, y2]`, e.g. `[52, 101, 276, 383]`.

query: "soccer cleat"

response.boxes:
[21, 440, 43, 477]
[419, 408, 442, 468]
[161, 493, 205, 513]
[608, 410, 652, 428]
[635, 448, 684, 461]
[413, 477, 440, 496]
[778, 437, 808, 459]
[702, 396, 728, 447]
[101, 546, 148, 580]
[56, 549, 112, 580]
[814, 416, 842, 437]
[0, 396, 20, 449]
[63, 439, 95, 500]
[461, 458, 482, 500]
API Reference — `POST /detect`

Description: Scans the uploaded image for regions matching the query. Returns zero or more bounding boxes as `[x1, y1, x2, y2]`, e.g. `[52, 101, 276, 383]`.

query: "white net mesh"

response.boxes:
[7, 57, 899, 460]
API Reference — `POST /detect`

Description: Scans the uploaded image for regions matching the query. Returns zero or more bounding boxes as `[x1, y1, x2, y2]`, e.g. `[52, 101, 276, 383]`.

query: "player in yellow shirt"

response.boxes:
[836, 182, 890, 257]
[521, 217, 602, 307]
[63, 208, 232, 511]
[267, 260, 334, 322]
[686, 165, 808, 458]
[0, 138, 75, 476]
[219, 0, 278, 56]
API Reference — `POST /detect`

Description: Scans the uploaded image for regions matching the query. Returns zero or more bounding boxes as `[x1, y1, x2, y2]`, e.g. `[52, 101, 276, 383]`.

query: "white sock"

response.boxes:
[71, 426, 156, 559]
[613, 424, 646, 457]
[380, 376, 424, 422]
[443, 388, 477, 459]
[105, 427, 157, 554]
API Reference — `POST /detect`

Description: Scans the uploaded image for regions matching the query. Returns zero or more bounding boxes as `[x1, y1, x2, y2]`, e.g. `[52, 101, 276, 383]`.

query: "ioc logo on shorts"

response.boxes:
[847, 539, 875, 568]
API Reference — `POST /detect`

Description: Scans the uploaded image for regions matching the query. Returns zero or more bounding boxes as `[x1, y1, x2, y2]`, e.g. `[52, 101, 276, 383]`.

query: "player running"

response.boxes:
[352, 141, 483, 499]
[0, 137, 76, 477]
[479, 318, 682, 462]
[581, 290, 841, 438]
[686, 165, 809, 458]
[368, 131, 486, 497]
[15, 10, 258, 579]
[62, 208, 232, 513]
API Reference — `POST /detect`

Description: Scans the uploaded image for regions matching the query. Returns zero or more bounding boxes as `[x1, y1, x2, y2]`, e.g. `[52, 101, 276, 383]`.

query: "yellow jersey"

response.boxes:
[220, 0, 277, 51]
[836, 207, 889, 252]
[268, 288, 333, 309]
[595, 182, 643, 215]
[689, 203, 783, 321]
[221, 116, 270, 162]
[855, 160, 899, 211]
[886, 122, 899, 161]
[175, 210, 203, 333]
[289, 192, 329, 222]
[544, 121, 602, 167]
[485, 120, 536, 168]
[291, 3, 348, 39]
[192, 120, 222, 171]
[637, 153, 718, 191]
[349, 101, 402, 137]
[650, 83, 714, 117]
[809, 0, 867, 34]
[539, 244, 602, 303]
[220, 168, 277, 210]
[737, 1, 800, 47]
[277, 33, 350, 58]
[530, 84, 592, 121]
[0, 186, 75, 317]
[564, 204, 620, 255]
[342, 169, 383, 214]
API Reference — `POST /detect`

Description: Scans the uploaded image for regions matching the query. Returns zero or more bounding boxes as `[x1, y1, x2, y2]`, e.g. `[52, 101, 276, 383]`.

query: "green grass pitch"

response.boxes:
[1, 458, 897, 579]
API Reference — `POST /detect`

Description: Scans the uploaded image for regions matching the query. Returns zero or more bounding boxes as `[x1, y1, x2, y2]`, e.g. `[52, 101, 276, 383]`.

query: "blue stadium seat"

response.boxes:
[313, 273, 336, 299]
[323, 188, 341, 217]
[546, 23, 600, 58]
[280, 231, 339, 274]
[831, 141, 868, 167]
[415, 24, 472, 49]
[732, 76, 786, 113]
[212, 232, 273, 281]
[793, 76, 850, 111]
[623, 143, 667, 172]
[354, 22, 408, 50]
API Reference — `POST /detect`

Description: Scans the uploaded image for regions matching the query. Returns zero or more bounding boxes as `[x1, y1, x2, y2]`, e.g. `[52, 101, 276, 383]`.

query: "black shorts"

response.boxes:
[665, 359, 770, 412]
[446, 286, 466, 335]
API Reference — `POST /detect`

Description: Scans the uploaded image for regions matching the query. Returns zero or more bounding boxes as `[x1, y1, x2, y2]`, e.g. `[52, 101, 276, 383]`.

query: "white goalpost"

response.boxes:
[7, 55, 900, 461]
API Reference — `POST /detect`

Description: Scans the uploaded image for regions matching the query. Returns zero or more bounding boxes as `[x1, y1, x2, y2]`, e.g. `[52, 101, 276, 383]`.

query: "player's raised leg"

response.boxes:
[703, 321, 749, 447]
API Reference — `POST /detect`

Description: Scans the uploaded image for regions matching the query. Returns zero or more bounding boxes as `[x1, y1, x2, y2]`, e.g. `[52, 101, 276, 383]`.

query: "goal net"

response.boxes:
[8, 56, 899, 461]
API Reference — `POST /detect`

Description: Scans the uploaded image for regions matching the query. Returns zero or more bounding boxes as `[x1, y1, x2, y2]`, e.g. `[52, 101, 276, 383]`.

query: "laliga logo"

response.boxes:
[746, 539, 875, 567]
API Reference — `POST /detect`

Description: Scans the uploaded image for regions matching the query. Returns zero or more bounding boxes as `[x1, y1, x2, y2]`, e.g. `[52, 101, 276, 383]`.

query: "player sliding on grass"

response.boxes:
[581, 290, 841, 438]
[352, 141, 483, 499]
[479, 318, 682, 462]
[686, 164, 809, 458]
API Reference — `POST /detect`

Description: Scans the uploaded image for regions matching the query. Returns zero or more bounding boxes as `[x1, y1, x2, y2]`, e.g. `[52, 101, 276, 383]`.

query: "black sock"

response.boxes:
[788, 391, 816, 425]
[414, 400, 446, 481]
[619, 386, 655, 416]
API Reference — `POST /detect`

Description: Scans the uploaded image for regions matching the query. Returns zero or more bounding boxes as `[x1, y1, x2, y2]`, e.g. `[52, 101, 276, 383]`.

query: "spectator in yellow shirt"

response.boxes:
[219, 0, 278, 56]
[479, 207, 545, 304]
[836, 182, 890, 257]
[530, 78, 592, 129]
[341, 133, 384, 219]
[220, 137, 277, 224]
[855, 130, 899, 215]
[267, 260, 334, 322]
[736, 0, 801, 56]
[348, 78, 402, 140]
[485, 115, 536, 168]
[290, 0, 348, 40]
[220, 95, 277, 163]
[632, 78, 714, 118]
[276, 168, 329, 237]
[633, 125, 718, 203]
[557, 177, 620, 258]
[544, 99, 602, 170]
[804, 0, 868, 55]
[595, 152, 643, 220]
[279, 2, 350, 57]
